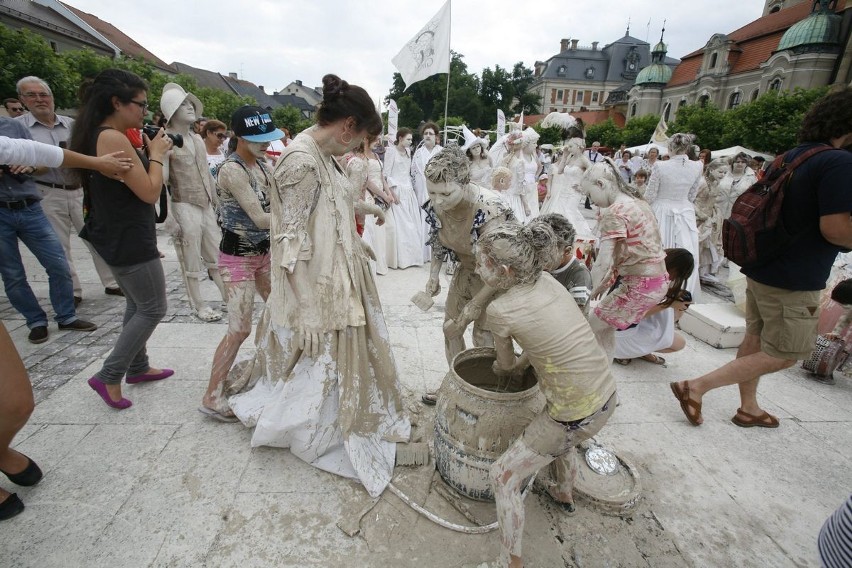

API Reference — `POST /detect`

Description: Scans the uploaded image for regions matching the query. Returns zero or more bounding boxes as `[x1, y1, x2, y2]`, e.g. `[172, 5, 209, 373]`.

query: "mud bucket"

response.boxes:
[434, 347, 546, 501]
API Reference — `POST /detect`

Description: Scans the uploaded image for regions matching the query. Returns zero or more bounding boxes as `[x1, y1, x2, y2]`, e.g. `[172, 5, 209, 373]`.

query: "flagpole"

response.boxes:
[442, 1, 452, 145]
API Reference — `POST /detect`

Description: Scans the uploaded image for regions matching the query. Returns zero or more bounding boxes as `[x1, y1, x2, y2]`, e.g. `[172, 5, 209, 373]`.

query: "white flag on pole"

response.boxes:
[392, 1, 451, 91]
[497, 109, 506, 136]
[387, 99, 399, 142]
[650, 114, 670, 144]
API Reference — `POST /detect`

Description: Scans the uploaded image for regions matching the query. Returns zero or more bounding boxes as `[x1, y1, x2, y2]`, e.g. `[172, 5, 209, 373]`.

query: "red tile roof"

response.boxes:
[668, 0, 847, 87]
[62, 3, 173, 72]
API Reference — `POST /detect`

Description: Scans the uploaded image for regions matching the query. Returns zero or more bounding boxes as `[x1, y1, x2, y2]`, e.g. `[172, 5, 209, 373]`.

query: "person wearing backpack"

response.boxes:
[670, 87, 852, 429]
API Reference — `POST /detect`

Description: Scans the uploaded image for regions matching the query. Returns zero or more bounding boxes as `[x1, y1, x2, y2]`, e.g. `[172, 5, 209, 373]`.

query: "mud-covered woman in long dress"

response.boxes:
[228, 75, 410, 498]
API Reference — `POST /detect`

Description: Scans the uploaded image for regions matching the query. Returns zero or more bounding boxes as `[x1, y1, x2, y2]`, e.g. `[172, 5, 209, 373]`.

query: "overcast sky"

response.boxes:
[65, 0, 765, 107]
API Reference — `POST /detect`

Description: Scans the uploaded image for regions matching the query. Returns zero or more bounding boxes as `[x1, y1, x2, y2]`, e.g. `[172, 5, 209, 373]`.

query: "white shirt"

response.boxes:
[0, 136, 63, 167]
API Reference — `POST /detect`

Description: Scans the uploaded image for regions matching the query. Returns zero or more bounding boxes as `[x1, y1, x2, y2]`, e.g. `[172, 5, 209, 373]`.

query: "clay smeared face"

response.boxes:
[647, 148, 659, 160]
[581, 176, 611, 208]
[732, 158, 747, 174]
[400, 133, 413, 148]
[470, 145, 483, 158]
[426, 180, 465, 212]
[423, 129, 436, 147]
[246, 141, 269, 159]
[172, 99, 197, 124]
[474, 248, 505, 288]
[711, 165, 729, 181]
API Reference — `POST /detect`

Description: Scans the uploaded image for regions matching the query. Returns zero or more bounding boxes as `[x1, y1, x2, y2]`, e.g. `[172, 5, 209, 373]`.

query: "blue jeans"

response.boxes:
[95, 258, 167, 384]
[0, 202, 76, 328]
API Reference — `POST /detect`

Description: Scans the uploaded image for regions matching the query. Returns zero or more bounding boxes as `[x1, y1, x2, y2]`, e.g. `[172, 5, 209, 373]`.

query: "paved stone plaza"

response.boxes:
[1, 228, 850, 568]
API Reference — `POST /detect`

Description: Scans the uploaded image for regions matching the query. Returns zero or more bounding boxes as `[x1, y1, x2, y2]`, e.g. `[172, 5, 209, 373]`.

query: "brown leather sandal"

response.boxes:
[731, 408, 779, 428]
[640, 354, 666, 366]
[670, 381, 702, 426]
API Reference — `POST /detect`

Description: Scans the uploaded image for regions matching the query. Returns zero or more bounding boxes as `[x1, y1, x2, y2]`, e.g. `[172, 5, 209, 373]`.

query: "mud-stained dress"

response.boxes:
[227, 131, 410, 498]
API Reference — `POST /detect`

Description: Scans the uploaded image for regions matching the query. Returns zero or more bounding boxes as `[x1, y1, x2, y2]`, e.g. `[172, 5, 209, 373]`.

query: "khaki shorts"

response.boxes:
[745, 278, 820, 360]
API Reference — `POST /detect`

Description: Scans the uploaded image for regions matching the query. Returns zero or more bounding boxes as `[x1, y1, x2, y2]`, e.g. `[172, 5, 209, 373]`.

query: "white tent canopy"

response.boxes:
[626, 142, 669, 157]
[710, 146, 775, 161]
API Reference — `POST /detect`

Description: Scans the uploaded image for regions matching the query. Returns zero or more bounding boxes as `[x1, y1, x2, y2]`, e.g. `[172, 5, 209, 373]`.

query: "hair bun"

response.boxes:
[322, 74, 349, 100]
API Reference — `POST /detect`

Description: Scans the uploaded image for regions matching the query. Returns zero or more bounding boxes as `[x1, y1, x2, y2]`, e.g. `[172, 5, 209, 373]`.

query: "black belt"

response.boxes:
[37, 182, 81, 190]
[0, 198, 38, 210]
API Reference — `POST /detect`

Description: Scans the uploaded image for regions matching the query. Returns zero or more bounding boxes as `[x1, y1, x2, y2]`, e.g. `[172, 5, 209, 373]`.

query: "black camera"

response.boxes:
[1, 165, 29, 183]
[678, 290, 693, 303]
[141, 125, 183, 148]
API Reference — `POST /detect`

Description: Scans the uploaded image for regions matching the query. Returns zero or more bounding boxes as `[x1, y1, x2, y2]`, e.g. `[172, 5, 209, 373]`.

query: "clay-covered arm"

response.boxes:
[492, 333, 516, 373]
[218, 162, 270, 229]
[272, 153, 320, 274]
[591, 238, 616, 299]
[444, 285, 498, 339]
[426, 252, 443, 296]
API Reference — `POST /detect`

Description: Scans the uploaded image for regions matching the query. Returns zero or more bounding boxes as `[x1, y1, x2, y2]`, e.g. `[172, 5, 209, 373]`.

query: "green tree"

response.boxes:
[271, 105, 314, 137]
[669, 104, 730, 150]
[585, 118, 623, 148]
[0, 27, 77, 108]
[531, 124, 563, 146]
[620, 114, 660, 147]
[725, 87, 829, 154]
[510, 62, 539, 115]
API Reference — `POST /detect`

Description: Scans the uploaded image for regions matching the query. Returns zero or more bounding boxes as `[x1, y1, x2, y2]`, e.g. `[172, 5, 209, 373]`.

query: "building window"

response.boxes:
[750, 89, 759, 101]
[556, 89, 564, 101]
[592, 92, 599, 103]
[49, 41, 58, 53]
[575, 90, 584, 103]
[631, 103, 638, 117]
[698, 95, 710, 107]
[709, 53, 718, 69]
[679, 98, 687, 108]
[557, 65, 566, 76]
[728, 91, 742, 109]
[770, 78, 782, 91]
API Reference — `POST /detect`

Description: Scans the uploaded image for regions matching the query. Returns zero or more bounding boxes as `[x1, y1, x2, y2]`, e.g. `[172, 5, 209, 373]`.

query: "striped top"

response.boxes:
[819, 494, 852, 568]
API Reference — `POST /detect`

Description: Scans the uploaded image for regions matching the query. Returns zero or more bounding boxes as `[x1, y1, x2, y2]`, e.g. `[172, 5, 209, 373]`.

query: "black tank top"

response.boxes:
[79, 127, 159, 266]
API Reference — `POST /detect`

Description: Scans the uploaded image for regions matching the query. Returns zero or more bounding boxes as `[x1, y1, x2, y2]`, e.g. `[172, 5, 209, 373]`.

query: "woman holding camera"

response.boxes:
[70, 69, 174, 410]
[613, 248, 694, 366]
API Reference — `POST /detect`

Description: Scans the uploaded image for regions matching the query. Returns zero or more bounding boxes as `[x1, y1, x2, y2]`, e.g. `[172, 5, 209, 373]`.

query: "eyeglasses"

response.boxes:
[21, 92, 51, 99]
[214, 132, 227, 140]
[7, 107, 24, 112]
[129, 100, 149, 111]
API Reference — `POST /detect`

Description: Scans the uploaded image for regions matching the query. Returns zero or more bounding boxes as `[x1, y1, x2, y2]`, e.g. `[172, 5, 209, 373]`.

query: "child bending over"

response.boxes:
[530, 213, 592, 315]
[581, 159, 669, 357]
[476, 222, 616, 568]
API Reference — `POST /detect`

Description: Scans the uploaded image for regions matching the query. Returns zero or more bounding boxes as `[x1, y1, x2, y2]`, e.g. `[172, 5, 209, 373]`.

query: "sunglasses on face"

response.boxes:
[214, 132, 226, 140]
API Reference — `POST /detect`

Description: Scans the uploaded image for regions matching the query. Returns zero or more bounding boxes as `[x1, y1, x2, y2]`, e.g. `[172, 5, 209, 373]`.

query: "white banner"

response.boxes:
[650, 114, 670, 143]
[497, 109, 505, 136]
[387, 99, 399, 142]
[391, 1, 451, 91]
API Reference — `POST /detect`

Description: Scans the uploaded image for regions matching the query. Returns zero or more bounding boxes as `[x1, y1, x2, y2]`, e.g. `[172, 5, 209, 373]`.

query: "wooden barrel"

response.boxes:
[433, 347, 546, 501]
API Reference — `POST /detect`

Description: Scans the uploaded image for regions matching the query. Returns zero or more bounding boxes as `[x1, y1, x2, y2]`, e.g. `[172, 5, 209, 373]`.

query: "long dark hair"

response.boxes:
[661, 248, 694, 307]
[316, 74, 382, 137]
[70, 69, 148, 159]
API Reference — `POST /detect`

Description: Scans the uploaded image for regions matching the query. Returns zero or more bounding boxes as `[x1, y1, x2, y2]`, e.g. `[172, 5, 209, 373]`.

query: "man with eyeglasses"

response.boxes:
[15, 76, 122, 306]
[3, 98, 25, 118]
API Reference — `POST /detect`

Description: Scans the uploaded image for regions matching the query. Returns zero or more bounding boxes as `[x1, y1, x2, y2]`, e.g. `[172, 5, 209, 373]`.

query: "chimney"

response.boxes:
[258, 85, 265, 93]
[592, 41, 599, 51]
[273, 91, 279, 96]
[560, 38, 570, 52]
[571, 39, 579, 50]
[295, 79, 303, 86]
[228, 72, 238, 79]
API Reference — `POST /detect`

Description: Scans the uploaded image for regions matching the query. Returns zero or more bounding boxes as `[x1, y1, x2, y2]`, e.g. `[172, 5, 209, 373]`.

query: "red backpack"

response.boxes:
[722, 145, 834, 269]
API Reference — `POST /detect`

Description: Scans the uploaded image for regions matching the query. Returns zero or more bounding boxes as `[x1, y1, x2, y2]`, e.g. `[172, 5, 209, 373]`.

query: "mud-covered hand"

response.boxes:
[426, 276, 441, 297]
[298, 327, 322, 359]
[360, 239, 376, 261]
[443, 318, 465, 339]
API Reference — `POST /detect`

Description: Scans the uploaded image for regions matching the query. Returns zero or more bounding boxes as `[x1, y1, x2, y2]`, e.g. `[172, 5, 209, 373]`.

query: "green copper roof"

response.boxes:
[777, 6, 841, 51]
[635, 64, 673, 85]
[653, 40, 668, 53]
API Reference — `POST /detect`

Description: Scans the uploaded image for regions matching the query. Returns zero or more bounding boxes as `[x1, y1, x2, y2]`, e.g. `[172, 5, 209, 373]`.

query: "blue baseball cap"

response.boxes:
[231, 105, 284, 143]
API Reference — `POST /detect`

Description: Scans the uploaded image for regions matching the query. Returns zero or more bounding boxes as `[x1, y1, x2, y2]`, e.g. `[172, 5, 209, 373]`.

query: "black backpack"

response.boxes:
[722, 145, 833, 268]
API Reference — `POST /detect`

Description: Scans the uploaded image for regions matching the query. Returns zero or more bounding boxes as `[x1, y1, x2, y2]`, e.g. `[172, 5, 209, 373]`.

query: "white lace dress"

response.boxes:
[646, 154, 704, 298]
[503, 156, 530, 224]
[363, 157, 390, 275]
[469, 157, 493, 188]
[540, 164, 594, 240]
[522, 153, 540, 219]
[384, 146, 424, 268]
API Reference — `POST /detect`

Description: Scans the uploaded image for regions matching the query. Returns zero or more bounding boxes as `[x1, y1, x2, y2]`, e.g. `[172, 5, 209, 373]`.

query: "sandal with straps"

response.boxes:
[670, 381, 702, 426]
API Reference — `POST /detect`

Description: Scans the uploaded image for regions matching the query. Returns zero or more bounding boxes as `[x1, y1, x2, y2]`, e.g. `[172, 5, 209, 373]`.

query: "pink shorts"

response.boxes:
[594, 273, 669, 330]
[218, 252, 271, 283]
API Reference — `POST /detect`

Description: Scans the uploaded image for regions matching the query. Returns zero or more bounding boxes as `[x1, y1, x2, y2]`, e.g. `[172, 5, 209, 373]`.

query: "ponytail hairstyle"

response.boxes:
[316, 74, 382, 137]
[69, 68, 149, 187]
[585, 158, 642, 199]
[660, 248, 695, 306]
[667, 132, 695, 155]
[476, 221, 557, 287]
